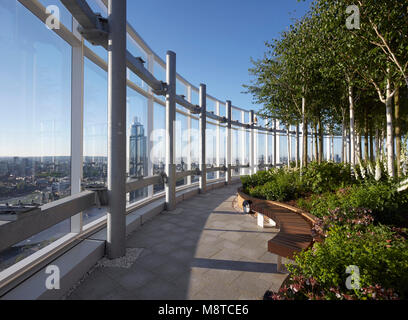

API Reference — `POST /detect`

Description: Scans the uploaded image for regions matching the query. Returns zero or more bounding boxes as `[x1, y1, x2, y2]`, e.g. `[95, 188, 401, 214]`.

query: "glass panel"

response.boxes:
[257, 132, 266, 167]
[333, 137, 342, 163]
[191, 89, 199, 106]
[82, 58, 108, 225]
[268, 133, 273, 164]
[218, 102, 226, 118]
[0, 1, 72, 271]
[176, 111, 188, 186]
[0, 1, 71, 206]
[127, 34, 148, 91]
[279, 134, 287, 164]
[206, 124, 217, 180]
[232, 128, 240, 176]
[83, 58, 107, 188]
[152, 103, 165, 194]
[244, 112, 249, 124]
[244, 130, 250, 174]
[206, 97, 216, 114]
[232, 109, 241, 122]
[127, 88, 148, 204]
[219, 126, 226, 178]
[191, 119, 200, 183]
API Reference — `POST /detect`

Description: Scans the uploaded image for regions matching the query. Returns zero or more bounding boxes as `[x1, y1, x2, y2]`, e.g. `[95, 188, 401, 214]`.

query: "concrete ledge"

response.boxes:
[2, 239, 105, 300]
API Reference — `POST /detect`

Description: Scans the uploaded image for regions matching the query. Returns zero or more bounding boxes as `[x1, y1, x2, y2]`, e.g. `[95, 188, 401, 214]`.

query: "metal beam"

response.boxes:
[165, 51, 177, 210]
[226, 100, 232, 184]
[126, 51, 166, 95]
[126, 175, 163, 193]
[175, 169, 201, 180]
[60, 0, 109, 47]
[106, 0, 127, 259]
[0, 191, 96, 253]
[206, 166, 227, 173]
[199, 84, 207, 193]
[205, 111, 227, 123]
[175, 95, 200, 114]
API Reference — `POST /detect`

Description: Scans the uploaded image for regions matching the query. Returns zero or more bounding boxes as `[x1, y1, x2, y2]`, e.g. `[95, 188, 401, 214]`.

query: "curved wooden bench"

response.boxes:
[237, 188, 316, 272]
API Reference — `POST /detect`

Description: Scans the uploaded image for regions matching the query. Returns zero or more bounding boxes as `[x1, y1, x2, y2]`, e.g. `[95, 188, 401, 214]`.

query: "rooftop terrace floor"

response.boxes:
[65, 184, 288, 300]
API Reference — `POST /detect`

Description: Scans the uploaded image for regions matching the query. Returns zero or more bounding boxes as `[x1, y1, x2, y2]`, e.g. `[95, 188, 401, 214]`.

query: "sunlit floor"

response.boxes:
[65, 184, 288, 300]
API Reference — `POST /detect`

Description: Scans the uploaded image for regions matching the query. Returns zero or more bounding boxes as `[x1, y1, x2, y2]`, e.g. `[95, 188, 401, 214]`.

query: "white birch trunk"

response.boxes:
[301, 95, 307, 170]
[349, 85, 355, 166]
[385, 76, 395, 177]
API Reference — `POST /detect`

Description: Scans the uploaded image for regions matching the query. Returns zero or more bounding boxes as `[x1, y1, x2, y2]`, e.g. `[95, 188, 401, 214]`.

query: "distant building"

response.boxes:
[129, 117, 148, 202]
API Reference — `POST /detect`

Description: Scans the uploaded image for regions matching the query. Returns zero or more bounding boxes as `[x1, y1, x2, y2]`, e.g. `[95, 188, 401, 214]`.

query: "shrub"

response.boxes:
[284, 224, 408, 300]
[302, 162, 355, 194]
[261, 175, 297, 202]
[244, 168, 304, 202]
[296, 181, 408, 226]
[297, 191, 343, 218]
[241, 170, 272, 191]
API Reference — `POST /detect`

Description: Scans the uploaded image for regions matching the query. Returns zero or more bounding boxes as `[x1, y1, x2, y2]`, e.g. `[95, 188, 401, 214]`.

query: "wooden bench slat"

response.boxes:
[237, 189, 316, 265]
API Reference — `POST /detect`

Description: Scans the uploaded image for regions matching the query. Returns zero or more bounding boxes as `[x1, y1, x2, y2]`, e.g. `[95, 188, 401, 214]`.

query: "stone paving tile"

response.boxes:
[71, 268, 125, 300]
[66, 184, 287, 300]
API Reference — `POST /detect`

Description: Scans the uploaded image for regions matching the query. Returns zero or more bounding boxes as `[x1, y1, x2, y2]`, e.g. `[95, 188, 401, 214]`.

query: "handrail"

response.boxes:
[175, 95, 201, 114]
[206, 166, 227, 173]
[126, 175, 164, 193]
[175, 169, 200, 180]
[0, 191, 97, 253]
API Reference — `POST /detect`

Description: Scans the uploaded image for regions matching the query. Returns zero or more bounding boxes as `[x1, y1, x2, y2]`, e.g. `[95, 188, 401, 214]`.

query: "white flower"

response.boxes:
[375, 162, 381, 181]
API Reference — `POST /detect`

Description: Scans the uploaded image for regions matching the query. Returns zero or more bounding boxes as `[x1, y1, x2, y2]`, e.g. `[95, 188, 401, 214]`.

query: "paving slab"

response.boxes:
[65, 184, 288, 300]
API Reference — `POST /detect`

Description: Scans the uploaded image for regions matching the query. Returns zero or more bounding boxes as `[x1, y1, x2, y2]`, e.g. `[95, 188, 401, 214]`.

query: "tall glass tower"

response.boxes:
[129, 117, 148, 202]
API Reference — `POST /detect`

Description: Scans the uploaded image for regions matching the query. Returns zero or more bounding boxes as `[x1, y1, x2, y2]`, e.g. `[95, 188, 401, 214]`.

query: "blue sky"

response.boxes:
[0, 0, 316, 158]
[127, 0, 312, 112]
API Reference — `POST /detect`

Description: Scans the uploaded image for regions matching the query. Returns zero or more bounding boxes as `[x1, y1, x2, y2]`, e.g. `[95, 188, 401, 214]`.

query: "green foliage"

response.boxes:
[302, 162, 354, 194]
[240, 170, 271, 191]
[241, 168, 304, 202]
[296, 180, 408, 225]
[287, 224, 408, 299]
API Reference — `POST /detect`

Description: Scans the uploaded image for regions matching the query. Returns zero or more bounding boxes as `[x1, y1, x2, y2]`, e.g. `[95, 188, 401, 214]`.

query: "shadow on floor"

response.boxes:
[66, 184, 287, 300]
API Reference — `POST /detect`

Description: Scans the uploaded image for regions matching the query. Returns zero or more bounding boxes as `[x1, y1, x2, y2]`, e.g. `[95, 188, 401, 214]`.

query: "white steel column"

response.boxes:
[296, 124, 300, 168]
[326, 135, 330, 161]
[265, 129, 269, 169]
[254, 117, 258, 173]
[216, 101, 220, 180]
[165, 51, 177, 209]
[70, 18, 84, 233]
[273, 119, 277, 167]
[199, 84, 207, 193]
[147, 53, 154, 197]
[240, 111, 246, 175]
[107, 0, 127, 259]
[276, 120, 280, 165]
[250, 110, 255, 174]
[287, 126, 291, 167]
[186, 85, 192, 185]
[226, 101, 232, 184]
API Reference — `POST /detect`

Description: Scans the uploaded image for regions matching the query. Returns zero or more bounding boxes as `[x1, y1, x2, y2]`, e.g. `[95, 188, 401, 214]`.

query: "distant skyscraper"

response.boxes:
[129, 117, 148, 202]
